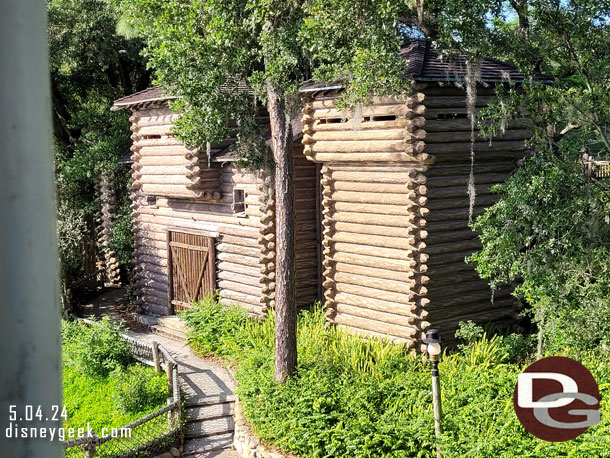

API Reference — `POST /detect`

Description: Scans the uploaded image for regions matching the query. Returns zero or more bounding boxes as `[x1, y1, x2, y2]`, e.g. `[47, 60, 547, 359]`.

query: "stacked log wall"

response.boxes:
[421, 85, 529, 346]
[302, 94, 431, 343]
[317, 164, 430, 344]
[130, 106, 221, 200]
[130, 105, 319, 317]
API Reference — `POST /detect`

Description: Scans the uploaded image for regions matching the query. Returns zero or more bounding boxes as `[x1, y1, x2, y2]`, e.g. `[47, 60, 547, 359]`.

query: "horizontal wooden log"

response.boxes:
[333, 201, 411, 216]
[218, 270, 260, 288]
[332, 181, 411, 194]
[330, 251, 416, 272]
[335, 282, 414, 305]
[424, 220, 470, 233]
[138, 156, 186, 167]
[426, 129, 531, 144]
[134, 114, 181, 128]
[310, 129, 405, 143]
[427, 162, 516, 177]
[136, 124, 174, 136]
[427, 194, 497, 211]
[217, 243, 260, 258]
[137, 212, 259, 234]
[139, 175, 191, 186]
[336, 303, 416, 327]
[332, 190, 416, 206]
[332, 211, 411, 228]
[431, 309, 516, 333]
[310, 118, 412, 132]
[216, 252, 261, 268]
[332, 231, 414, 250]
[432, 150, 528, 165]
[425, 206, 487, 223]
[425, 261, 476, 278]
[141, 286, 168, 301]
[333, 221, 410, 238]
[336, 324, 410, 345]
[329, 170, 418, 184]
[427, 270, 482, 287]
[138, 145, 190, 157]
[427, 250, 475, 266]
[309, 152, 432, 163]
[335, 291, 416, 317]
[332, 241, 414, 261]
[218, 280, 261, 297]
[424, 95, 493, 109]
[426, 173, 510, 189]
[311, 139, 423, 154]
[424, 117, 532, 133]
[219, 290, 264, 308]
[425, 239, 480, 256]
[334, 313, 416, 339]
[426, 183, 495, 199]
[426, 229, 478, 245]
[425, 140, 528, 156]
[334, 271, 414, 294]
[140, 184, 207, 199]
[426, 278, 493, 299]
[428, 297, 515, 320]
[312, 104, 413, 120]
[424, 290, 499, 308]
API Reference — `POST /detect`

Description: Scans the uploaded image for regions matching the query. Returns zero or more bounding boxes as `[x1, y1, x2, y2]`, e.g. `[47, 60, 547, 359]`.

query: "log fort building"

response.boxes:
[114, 41, 535, 348]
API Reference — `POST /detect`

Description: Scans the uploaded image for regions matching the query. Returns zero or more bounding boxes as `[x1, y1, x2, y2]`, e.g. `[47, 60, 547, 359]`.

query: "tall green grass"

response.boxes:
[183, 298, 610, 458]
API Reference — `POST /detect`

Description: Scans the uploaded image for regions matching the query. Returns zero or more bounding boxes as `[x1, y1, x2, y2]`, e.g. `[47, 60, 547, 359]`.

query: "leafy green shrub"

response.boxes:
[185, 299, 610, 458]
[181, 293, 248, 358]
[500, 332, 536, 363]
[456, 321, 536, 364]
[62, 318, 132, 377]
[112, 364, 169, 413]
[455, 320, 484, 346]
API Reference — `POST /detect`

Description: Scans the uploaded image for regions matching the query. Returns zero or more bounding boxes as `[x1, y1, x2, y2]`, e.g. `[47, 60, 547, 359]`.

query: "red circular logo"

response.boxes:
[513, 356, 600, 442]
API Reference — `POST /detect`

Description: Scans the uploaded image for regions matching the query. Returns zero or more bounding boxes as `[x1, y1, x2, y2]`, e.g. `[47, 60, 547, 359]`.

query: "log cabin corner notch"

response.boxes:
[112, 87, 320, 319]
[299, 40, 549, 350]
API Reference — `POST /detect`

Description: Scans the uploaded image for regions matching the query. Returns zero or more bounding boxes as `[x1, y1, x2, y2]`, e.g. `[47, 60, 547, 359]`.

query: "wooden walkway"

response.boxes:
[75, 288, 238, 457]
[127, 331, 238, 457]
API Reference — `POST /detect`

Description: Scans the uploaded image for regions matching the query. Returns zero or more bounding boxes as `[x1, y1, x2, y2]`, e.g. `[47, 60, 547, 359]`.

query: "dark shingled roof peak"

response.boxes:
[111, 87, 178, 111]
[300, 40, 551, 93]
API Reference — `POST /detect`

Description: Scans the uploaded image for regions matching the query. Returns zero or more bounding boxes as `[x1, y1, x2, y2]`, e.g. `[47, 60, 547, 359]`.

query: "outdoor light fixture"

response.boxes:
[424, 328, 443, 458]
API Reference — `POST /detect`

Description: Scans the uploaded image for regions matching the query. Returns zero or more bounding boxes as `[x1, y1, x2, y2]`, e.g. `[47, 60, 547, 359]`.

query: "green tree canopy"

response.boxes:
[49, 0, 150, 301]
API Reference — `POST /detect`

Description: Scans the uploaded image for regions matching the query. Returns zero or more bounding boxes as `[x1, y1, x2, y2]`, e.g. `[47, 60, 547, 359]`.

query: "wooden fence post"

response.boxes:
[152, 341, 161, 373]
[165, 361, 174, 396]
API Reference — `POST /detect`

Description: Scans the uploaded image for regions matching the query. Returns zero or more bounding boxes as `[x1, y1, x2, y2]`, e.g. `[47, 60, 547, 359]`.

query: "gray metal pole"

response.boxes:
[431, 360, 443, 458]
[0, 1, 63, 457]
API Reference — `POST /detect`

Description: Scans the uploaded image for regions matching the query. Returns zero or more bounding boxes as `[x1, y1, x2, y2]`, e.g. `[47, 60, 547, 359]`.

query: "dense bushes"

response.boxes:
[112, 364, 169, 413]
[184, 301, 610, 458]
[62, 317, 133, 377]
[62, 319, 168, 432]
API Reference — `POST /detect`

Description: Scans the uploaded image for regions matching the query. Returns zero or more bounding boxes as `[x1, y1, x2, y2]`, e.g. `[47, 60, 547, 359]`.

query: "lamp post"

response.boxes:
[424, 329, 443, 458]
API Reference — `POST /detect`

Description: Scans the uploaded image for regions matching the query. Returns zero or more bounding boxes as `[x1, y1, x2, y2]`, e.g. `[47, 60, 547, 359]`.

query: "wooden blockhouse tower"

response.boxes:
[114, 41, 534, 348]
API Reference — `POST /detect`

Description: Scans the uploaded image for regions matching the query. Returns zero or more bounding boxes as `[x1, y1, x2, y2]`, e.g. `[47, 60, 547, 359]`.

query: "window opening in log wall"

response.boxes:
[167, 230, 216, 313]
[438, 113, 469, 119]
[371, 115, 397, 121]
[232, 188, 246, 213]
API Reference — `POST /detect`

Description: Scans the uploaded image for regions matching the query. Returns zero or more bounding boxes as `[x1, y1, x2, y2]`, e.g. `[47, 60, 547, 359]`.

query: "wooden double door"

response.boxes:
[167, 230, 216, 312]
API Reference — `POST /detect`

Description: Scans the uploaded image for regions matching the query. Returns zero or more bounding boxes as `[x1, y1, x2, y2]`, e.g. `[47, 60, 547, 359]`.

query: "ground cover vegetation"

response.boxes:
[61, 318, 168, 433]
[183, 298, 610, 458]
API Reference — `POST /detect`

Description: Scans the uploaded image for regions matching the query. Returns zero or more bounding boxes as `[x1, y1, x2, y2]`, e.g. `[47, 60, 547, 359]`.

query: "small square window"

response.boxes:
[232, 189, 245, 213]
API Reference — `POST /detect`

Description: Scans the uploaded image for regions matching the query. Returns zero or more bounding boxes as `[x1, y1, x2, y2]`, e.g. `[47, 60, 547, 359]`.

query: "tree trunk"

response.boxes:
[267, 84, 297, 382]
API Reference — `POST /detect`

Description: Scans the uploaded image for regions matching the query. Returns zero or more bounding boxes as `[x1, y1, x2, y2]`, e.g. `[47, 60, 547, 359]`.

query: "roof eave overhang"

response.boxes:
[111, 96, 178, 111]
